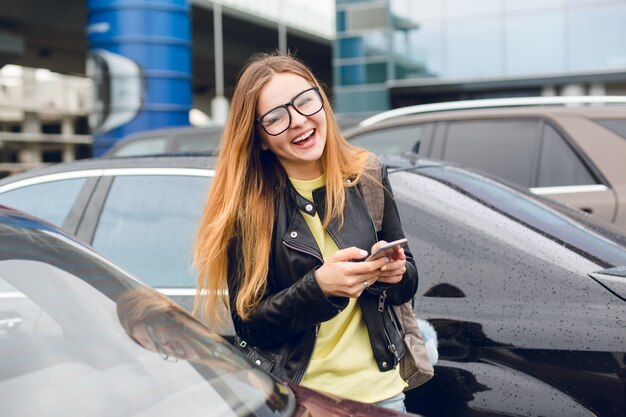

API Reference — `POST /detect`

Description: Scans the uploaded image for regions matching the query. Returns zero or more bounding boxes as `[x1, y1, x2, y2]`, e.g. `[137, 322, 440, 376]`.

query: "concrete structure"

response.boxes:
[0, 66, 91, 177]
[334, 0, 626, 115]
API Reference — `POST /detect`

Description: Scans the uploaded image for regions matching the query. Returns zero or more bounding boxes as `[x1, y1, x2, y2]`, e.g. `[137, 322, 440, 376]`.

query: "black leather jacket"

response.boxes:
[227, 165, 419, 383]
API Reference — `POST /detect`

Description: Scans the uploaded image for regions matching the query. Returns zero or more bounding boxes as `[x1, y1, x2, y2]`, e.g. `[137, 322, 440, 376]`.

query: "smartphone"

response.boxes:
[365, 238, 408, 262]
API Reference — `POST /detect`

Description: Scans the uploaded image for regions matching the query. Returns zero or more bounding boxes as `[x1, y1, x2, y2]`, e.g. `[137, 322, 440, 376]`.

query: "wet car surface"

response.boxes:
[0, 154, 624, 416]
[0, 206, 413, 417]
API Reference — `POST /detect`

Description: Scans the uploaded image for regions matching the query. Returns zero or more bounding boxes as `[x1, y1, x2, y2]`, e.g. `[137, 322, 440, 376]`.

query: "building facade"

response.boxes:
[0, 66, 91, 177]
[334, 0, 626, 114]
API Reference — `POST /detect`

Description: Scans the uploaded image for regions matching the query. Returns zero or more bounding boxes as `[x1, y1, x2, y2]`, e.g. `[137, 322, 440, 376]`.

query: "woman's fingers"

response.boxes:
[316, 245, 408, 297]
[315, 247, 393, 298]
[330, 246, 369, 262]
[377, 258, 406, 283]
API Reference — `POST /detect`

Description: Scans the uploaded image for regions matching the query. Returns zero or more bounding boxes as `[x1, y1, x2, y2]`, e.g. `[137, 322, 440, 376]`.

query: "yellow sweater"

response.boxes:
[290, 175, 406, 403]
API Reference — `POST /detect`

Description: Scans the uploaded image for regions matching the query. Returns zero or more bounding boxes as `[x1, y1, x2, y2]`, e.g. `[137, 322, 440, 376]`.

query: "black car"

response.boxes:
[0, 155, 624, 416]
[0, 206, 413, 417]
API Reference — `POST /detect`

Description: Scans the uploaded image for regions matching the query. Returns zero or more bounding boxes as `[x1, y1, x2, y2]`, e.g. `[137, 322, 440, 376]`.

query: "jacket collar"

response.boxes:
[284, 177, 320, 218]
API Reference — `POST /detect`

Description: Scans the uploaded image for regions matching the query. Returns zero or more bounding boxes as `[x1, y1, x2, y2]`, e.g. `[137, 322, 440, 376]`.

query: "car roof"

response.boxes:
[358, 95, 626, 127]
[120, 125, 222, 140]
[344, 104, 626, 137]
[0, 155, 218, 185]
[102, 126, 224, 158]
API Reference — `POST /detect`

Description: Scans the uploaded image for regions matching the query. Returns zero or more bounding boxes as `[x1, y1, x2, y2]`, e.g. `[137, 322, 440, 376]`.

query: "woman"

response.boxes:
[194, 52, 418, 412]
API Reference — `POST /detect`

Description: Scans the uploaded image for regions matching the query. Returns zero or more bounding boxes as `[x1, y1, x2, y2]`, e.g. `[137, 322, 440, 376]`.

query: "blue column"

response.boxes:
[86, 0, 192, 156]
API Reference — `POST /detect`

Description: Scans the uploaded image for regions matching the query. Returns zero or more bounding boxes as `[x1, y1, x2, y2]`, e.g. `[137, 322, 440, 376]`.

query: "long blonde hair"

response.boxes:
[193, 52, 372, 326]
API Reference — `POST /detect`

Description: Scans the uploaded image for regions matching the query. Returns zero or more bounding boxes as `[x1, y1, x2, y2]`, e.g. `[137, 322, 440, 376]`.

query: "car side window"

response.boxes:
[536, 124, 597, 187]
[111, 137, 168, 157]
[349, 124, 425, 155]
[442, 119, 539, 187]
[175, 133, 221, 153]
[91, 175, 210, 288]
[0, 178, 87, 227]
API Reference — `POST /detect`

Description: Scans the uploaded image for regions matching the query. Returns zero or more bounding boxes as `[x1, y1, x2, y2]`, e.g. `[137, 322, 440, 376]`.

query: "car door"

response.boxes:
[431, 117, 616, 223]
[72, 167, 215, 318]
[532, 122, 616, 222]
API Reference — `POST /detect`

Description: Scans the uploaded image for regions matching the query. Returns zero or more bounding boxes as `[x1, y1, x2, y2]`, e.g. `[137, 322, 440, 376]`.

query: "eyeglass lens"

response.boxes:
[259, 88, 323, 135]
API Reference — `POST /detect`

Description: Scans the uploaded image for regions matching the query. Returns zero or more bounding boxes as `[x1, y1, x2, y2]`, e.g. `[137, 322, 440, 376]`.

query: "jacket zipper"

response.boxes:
[281, 239, 322, 383]
[379, 290, 401, 367]
[378, 289, 387, 312]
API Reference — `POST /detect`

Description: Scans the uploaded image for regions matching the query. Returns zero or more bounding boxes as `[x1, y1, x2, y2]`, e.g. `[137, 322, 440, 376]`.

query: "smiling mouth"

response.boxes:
[292, 129, 315, 145]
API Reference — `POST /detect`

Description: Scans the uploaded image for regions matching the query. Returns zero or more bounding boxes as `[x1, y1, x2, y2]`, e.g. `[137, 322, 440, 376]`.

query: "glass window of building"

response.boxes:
[505, 0, 564, 12]
[536, 124, 597, 187]
[338, 33, 388, 59]
[394, 22, 444, 79]
[505, 11, 564, 75]
[446, 0, 502, 18]
[337, 0, 370, 4]
[343, 5, 387, 31]
[335, 89, 389, 113]
[567, 3, 626, 70]
[335, 0, 626, 114]
[393, 0, 444, 21]
[337, 10, 346, 32]
[566, 0, 605, 5]
[339, 62, 387, 86]
[442, 119, 540, 187]
[447, 17, 504, 78]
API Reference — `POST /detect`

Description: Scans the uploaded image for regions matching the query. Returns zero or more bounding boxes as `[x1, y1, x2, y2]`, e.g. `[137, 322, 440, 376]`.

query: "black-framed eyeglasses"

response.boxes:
[256, 86, 324, 136]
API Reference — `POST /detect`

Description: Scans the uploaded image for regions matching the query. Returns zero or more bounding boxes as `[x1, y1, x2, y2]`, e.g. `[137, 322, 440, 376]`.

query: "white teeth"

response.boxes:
[293, 129, 314, 143]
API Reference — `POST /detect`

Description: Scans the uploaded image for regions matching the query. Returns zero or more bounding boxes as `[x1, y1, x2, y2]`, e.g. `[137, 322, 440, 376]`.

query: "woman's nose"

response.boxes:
[288, 106, 307, 128]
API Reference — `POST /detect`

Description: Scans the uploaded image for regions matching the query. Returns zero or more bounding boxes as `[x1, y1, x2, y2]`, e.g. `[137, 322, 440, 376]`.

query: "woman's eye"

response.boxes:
[296, 97, 312, 107]
[264, 113, 283, 126]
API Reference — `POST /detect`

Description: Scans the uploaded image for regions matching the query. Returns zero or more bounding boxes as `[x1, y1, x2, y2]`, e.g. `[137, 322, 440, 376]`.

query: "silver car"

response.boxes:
[344, 96, 626, 229]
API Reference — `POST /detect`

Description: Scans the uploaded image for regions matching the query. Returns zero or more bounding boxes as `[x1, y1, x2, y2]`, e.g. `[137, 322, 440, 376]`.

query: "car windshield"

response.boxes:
[412, 164, 626, 268]
[0, 211, 295, 417]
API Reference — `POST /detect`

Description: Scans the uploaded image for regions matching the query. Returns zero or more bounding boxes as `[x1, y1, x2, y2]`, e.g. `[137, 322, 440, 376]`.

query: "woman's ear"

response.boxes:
[260, 141, 269, 151]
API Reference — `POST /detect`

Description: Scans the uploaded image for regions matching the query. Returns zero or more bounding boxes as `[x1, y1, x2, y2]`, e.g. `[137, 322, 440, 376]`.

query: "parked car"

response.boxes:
[0, 206, 413, 417]
[344, 96, 626, 230]
[0, 154, 624, 416]
[103, 125, 224, 158]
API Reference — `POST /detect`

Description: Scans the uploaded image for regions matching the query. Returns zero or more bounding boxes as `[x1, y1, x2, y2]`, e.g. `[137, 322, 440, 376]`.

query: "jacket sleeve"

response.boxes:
[226, 237, 348, 349]
[376, 164, 419, 305]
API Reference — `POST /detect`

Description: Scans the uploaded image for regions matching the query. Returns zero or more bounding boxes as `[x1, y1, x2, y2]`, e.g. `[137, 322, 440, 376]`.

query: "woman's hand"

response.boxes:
[370, 241, 407, 285]
[314, 247, 390, 298]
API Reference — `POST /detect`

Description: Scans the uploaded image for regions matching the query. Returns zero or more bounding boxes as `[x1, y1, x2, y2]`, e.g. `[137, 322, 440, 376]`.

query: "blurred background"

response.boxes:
[1, 0, 625, 174]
